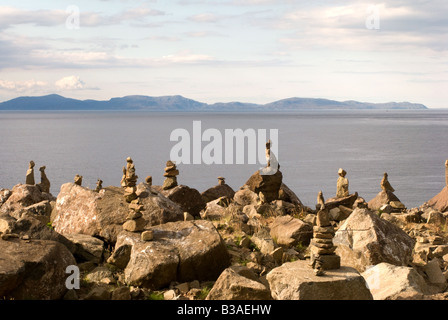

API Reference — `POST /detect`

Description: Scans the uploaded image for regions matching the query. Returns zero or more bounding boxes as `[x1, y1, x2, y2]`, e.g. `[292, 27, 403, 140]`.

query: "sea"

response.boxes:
[1, 109, 447, 209]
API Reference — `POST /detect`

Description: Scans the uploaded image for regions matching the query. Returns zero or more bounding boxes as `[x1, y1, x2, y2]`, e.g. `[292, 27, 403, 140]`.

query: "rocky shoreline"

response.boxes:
[1, 156, 448, 300]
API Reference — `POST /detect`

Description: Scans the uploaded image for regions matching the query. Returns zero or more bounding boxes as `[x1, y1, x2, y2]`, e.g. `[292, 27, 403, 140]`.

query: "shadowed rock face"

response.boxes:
[52, 183, 184, 244]
[0, 239, 76, 300]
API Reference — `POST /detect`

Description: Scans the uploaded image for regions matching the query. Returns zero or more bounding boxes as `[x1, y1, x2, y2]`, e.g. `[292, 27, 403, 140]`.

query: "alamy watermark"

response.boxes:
[66, 5, 80, 30]
[170, 121, 279, 175]
[365, 5, 380, 30]
[65, 265, 80, 290]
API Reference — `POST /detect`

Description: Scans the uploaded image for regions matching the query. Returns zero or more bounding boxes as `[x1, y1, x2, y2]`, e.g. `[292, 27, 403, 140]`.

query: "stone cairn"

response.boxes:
[74, 174, 83, 186]
[95, 179, 103, 193]
[336, 168, 349, 198]
[218, 176, 225, 186]
[25, 161, 35, 185]
[121, 157, 148, 234]
[445, 160, 448, 187]
[162, 160, 179, 190]
[310, 191, 340, 276]
[381, 172, 395, 193]
[37, 166, 50, 193]
[123, 157, 138, 203]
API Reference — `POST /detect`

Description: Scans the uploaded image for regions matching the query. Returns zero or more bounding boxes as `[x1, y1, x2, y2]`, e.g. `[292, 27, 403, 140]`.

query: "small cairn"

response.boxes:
[121, 157, 147, 233]
[162, 160, 179, 190]
[336, 168, 349, 198]
[37, 166, 51, 193]
[74, 174, 83, 186]
[310, 191, 340, 276]
[25, 161, 35, 185]
[381, 172, 395, 193]
[123, 199, 147, 233]
[123, 157, 138, 203]
[95, 179, 103, 193]
[217, 176, 225, 186]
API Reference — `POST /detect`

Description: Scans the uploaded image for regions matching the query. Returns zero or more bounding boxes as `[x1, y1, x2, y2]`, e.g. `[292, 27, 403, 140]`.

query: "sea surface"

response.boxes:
[1, 110, 448, 209]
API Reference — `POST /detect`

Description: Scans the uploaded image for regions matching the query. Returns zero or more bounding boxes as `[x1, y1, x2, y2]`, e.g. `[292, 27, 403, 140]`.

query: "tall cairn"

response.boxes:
[310, 191, 340, 276]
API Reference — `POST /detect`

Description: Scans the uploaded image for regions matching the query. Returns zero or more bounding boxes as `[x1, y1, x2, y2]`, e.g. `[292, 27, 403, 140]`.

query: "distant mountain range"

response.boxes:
[0, 94, 428, 111]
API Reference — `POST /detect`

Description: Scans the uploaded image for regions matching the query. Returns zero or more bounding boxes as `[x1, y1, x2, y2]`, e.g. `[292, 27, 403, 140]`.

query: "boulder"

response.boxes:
[52, 183, 184, 244]
[269, 215, 313, 247]
[113, 220, 230, 289]
[244, 169, 283, 203]
[206, 266, 271, 300]
[368, 190, 402, 211]
[155, 185, 206, 218]
[0, 238, 76, 300]
[0, 184, 55, 219]
[333, 208, 415, 272]
[266, 260, 373, 300]
[361, 263, 436, 300]
[426, 186, 448, 213]
[201, 183, 235, 204]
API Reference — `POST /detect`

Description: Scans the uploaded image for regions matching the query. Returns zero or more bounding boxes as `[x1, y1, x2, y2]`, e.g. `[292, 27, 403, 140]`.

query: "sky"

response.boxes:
[0, 0, 447, 108]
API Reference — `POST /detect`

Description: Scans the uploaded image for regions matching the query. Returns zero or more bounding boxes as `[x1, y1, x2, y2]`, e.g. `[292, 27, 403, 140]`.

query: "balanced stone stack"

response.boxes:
[37, 166, 51, 193]
[310, 199, 340, 276]
[123, 199, 147, 232]
[25, 161, 36, 185]
[123, 157, 138, 203]
[74, 174, 83, 186]
[162, 161, 179, 190]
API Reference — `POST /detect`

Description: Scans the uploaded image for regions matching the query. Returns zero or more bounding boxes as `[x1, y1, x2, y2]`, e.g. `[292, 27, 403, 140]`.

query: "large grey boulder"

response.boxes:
[0, 238, 76, 300]
[112, 220, 230, 289]
[361, 263, 438, 300]
[266, 260, 372, 300]
[333, 208, 415, 272]
[52, 183, 184, 244]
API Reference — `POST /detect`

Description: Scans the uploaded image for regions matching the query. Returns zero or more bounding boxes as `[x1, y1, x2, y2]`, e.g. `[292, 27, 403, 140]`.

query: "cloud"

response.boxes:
[0, 79, 48, 92]
[55, 76, 86, 90]
[0, 5, 165, 30]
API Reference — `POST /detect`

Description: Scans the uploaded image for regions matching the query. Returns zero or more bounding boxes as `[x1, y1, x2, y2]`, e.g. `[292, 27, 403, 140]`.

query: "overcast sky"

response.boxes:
[0, 0, 447, 108]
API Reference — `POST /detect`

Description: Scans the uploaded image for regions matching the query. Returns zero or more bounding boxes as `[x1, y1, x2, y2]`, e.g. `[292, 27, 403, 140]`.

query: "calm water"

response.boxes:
[1, 110, 447, 209]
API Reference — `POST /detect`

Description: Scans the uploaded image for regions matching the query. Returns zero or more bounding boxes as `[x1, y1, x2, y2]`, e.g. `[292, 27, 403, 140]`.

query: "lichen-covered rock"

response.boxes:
[333, 208, 415, 272]
[0, 184, 55, 219]
[52, 183, 183, 244]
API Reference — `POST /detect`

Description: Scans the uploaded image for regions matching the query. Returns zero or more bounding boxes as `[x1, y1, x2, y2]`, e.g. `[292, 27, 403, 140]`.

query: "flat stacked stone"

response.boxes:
[310, 204, 340, 276]
[162, 160, 179, 190]
[123, 199, 147, 233]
